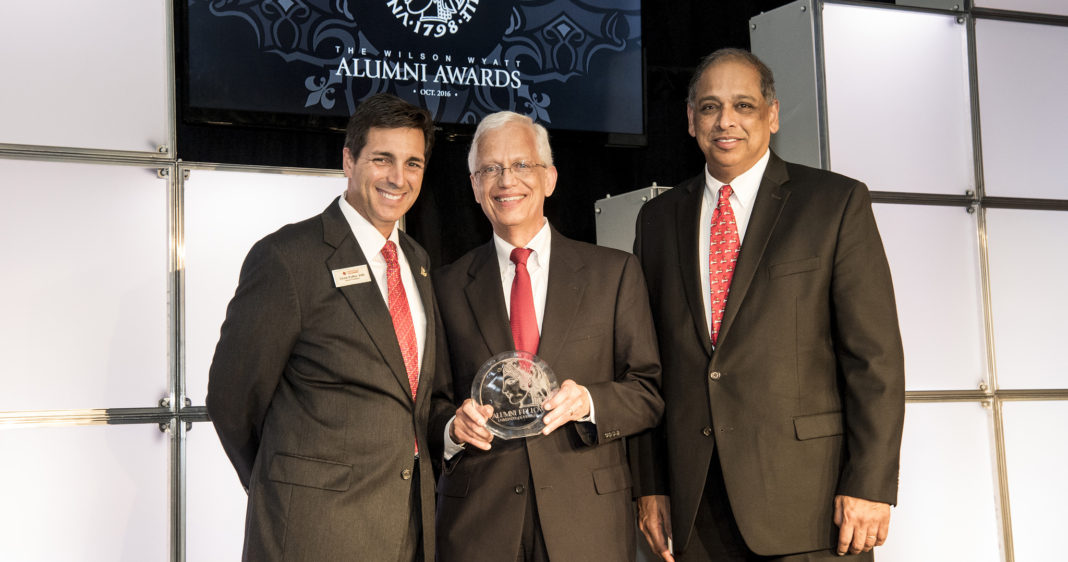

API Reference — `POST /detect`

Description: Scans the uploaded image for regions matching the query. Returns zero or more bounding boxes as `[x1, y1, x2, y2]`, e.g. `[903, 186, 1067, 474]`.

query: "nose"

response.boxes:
[716, 107, 735, 130]
[498, 166, 519, 186]
[387, 162, 406, 187]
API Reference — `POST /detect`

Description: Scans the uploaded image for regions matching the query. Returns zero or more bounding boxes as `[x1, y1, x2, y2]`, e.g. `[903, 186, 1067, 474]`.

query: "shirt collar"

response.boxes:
[493, 219, 552, 272]
[338, 195, 400, 260]
[703, 148, 771, 213]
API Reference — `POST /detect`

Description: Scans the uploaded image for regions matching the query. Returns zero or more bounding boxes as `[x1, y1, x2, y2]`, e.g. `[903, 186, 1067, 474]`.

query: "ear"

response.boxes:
[470, 174, 483, 205]
[768, 99, 781, 135]
[686, 103, 697, 138]
[543, 165, 558, 198]
[342, 147, 355, 177]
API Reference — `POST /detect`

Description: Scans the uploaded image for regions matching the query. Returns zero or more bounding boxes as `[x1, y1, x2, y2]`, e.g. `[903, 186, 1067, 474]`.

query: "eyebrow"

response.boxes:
[697, 94, 759, 104]
[369, 149, 424, 164]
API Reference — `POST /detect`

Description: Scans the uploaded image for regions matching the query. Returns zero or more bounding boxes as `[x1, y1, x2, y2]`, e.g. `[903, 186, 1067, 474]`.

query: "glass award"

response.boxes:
[471, 351, 559, 439]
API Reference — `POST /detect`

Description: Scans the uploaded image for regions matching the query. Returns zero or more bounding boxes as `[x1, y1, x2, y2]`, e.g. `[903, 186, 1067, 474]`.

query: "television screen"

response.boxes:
[183, 0, 644, 136]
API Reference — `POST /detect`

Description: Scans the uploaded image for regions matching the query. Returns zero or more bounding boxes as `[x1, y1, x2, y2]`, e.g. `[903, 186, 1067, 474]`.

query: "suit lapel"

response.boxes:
[676, 176, 714, 356]
[321, 200, 415, 399]
[537, 229, 585, 366]
[464, 242, 513, 356]
[400, 232, 434, 405]
[717, 154, 791, 347]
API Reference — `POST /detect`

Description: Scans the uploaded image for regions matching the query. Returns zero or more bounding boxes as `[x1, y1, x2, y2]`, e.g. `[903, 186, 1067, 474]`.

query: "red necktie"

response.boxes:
[509, 248, 539, 354]
[709, 185, 740, 346]
[382, 241, 419, 401]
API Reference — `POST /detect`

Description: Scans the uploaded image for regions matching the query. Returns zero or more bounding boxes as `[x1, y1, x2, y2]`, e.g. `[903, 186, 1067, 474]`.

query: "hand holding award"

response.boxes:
[471, 351, 559, 439]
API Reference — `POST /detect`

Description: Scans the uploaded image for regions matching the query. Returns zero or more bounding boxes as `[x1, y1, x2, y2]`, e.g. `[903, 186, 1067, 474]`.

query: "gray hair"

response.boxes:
[687, 48, 777, 106]
[468, 111, 554, 173]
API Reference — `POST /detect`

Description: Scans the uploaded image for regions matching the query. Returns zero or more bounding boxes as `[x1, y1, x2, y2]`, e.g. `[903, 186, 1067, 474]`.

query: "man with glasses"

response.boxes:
[428, 111, 663, 561]
[207, 93, 441, 561]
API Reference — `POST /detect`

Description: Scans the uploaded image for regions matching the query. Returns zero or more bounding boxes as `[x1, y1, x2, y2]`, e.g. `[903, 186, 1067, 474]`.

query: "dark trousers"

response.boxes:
[517, 473, 549, 562]
[679, 450, 873, 562]
[400, 457, 424, 562]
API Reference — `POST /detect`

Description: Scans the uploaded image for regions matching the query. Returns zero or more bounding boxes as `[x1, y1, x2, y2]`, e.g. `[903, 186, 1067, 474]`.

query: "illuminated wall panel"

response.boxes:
[873, 204, 987, 391]
[0, 424, 169, 562]
[0, 1, 170, 152]
[823, 4, 973, 195]
[183, 168, 347, 404]
[0, 159, 168, 411]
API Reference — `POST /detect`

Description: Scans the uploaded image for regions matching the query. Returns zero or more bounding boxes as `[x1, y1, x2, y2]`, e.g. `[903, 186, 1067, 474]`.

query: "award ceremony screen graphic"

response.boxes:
[185, 0, 644, 134]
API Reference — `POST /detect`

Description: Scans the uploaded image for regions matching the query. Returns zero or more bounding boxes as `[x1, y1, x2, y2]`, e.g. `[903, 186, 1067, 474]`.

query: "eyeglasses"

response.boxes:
[472, 161, 547, 180]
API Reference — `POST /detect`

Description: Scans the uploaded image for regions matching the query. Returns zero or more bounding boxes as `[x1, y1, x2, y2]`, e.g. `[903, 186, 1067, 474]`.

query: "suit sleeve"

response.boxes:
[577, 252, 664, 447]
[831, 183, 906, 505]
[206, 238, 301, 489]
[627, 206, 672, 497]
[427, 290, 456, 474]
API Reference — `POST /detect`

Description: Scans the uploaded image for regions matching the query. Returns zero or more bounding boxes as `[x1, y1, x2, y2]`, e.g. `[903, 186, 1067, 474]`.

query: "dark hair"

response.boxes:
[687, 48, 777, 106]
[343, 93, 435, 161]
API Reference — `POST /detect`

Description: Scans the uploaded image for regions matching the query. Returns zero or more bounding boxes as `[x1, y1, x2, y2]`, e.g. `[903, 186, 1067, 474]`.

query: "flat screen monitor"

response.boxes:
[181, 0, 644, 137]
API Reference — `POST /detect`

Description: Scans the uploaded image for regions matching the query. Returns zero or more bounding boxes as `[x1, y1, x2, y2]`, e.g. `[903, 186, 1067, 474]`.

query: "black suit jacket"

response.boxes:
[631, 153, 905, 556]
[207, 198, 441, 561]
[429, 228, 663, 562]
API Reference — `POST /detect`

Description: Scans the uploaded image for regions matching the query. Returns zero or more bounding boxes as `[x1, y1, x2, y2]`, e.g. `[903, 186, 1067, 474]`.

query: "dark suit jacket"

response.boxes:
[428, 228, 663, 562]
[207, 198, 441, 561]
[631, 153, 905, 556]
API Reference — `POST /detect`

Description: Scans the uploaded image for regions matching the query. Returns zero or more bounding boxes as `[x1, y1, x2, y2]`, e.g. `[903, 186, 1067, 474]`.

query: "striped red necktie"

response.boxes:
[382, 241, 419, 399]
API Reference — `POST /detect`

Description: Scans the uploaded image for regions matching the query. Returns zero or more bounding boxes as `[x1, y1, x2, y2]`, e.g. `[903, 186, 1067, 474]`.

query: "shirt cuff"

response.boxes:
[443, 416, 465, 460]
[581, 387, 596, 424]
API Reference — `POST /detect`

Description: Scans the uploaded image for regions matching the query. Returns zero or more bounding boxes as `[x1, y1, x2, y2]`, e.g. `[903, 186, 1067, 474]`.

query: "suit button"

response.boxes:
[514, 484, 525, 494]
[702, 427, 713, 437]
[709, 371, 721, 380]
[401, 468, 412, 480]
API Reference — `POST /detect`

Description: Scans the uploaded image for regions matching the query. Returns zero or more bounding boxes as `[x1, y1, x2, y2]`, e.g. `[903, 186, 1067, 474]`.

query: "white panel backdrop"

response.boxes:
[974, 0, 1068, 17]
[976, 19, 1068, 199]
[1002, 401, 1068, 562]
[879, 402, 1003, 562]
[186, 420, 248, 562]
[822, 4, 974, 195]
[0, 159, 169, 411]
[182, 168, 348, 405]
[873, 203, 988, 391]
[986, 209, 1068, 389]
[0, 1, 171, 152]
[0, 424, 170, 562]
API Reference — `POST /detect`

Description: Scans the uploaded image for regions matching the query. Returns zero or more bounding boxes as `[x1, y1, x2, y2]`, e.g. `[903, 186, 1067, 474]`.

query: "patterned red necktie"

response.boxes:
[709, 184, 740, 346]
[509, 248, 539, 354]
[382, 241, 419, 401]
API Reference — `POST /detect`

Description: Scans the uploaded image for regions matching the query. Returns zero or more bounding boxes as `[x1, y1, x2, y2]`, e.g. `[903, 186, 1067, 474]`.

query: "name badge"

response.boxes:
[332, 265, 371, 287]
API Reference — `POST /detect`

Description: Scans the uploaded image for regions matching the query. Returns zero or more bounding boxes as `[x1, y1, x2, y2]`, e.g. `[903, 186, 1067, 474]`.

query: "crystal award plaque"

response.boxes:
[471, 351, 559, 439]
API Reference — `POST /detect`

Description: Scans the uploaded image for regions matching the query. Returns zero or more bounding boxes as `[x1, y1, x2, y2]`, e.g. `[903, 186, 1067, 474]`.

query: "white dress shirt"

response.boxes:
[338, 196, 427, 370]
[493, 220, 552, 332]
[698, 149, 770, 339]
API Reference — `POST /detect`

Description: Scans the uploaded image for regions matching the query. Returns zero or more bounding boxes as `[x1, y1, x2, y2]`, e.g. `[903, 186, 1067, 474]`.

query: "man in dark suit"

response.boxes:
[206, 93, 441, 561]
[632, 49, 905, 561]
[428, 111, 663, 561]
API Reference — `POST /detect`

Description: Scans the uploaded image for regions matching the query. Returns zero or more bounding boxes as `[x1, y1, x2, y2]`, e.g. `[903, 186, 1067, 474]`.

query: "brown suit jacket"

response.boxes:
[207, 198, 441, 561]
[630, 153, 905, 556]
[429, 228, 663, 562]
